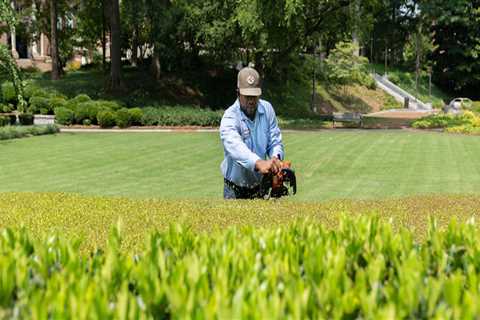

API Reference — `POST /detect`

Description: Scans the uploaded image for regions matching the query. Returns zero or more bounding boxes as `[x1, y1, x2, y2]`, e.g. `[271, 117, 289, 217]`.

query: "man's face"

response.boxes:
[239, 94, 260, 118]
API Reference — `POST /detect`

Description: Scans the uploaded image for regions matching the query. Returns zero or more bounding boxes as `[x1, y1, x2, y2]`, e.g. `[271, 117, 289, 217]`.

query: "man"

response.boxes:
[220, 67, 284, 199]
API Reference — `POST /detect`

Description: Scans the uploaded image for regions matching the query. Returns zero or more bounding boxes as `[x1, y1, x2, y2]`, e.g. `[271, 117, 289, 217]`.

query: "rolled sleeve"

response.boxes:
[267, 106, 284, 160]
[220, 113, 260, 172]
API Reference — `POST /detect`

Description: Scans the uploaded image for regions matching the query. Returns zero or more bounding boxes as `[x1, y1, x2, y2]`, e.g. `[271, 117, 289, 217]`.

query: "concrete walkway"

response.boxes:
[373, 73, 431, 110]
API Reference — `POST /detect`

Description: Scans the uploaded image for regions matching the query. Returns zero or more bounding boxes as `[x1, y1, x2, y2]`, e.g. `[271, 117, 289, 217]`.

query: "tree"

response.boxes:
[108, 0, 123, 91]
[0, 0, 26, 111]
[49, 0, 60, 79]
[324, 41, 371, 93]
[421, 0, 480, 98]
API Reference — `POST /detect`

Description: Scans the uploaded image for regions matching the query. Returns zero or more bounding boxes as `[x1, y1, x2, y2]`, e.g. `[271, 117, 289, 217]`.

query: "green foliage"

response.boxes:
[48, 97, 67, 111]
[421, 0, 480, 97]
[71, 94, 92, 105]
[140, 106, 222, 126]
[325, 41, 372, 89]
[0, 103, 14, 113]
[0, 125, 59, 140]
[0, 115, 10, 126]
[115, 108, 131, 128]
[382, 95, 401, 111]
[28, 96, 50, 115]
[412, 111, 480, 133]
[75, 101, 104, 125]
[1, 82, 16, 103]
[54, 107, 75, 125]
[97, 110, 117, 128]
[128, 108, 143, 125]
[1, 216, 480, 317]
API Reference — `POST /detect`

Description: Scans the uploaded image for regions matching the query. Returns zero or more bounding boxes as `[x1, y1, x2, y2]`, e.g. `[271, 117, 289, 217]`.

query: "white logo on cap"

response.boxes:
[247, 75, 256, 85]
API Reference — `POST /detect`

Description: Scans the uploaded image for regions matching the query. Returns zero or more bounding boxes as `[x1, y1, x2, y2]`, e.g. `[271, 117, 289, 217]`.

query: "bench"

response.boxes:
[332, 112, 362, 128]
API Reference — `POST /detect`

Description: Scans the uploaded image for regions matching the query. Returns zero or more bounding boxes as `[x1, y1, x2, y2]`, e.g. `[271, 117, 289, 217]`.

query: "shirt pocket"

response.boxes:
[239, 122, 251, 140]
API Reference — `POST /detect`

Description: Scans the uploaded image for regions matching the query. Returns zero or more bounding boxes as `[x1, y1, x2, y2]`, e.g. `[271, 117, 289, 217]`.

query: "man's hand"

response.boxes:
[255, 158, 282, 175]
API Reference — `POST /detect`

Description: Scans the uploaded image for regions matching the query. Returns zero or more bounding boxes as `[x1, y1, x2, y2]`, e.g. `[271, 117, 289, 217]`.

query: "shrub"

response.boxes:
[18, 113, 34, 125]
[412, 111, 480, 130]
[472, 101, 480, 114]
[97, 110, 116, 128]
[75, 101, 102, 124]
[387, 73, 400, 85]
[23, 82, 41, 100]
[28, 96, 50, 114]
[139, 106, 223, 127]
[71, 94, 91, 105]
[382, 95, 400, 110]
[83, 119, 92, 126]
[1, 103, 14, 113]
[97, 100, 123, 111]
[140, 107, 159, 126]
[1, 82, 17, 103]
[433, 99, 446, 109]
[115, 108, 131, 128]
[0, 115, 10, 126]
[54, 107, 75, 125]
[128, 108, 143, 125]
[48, 97, 67, 112]
[0, 124, 59, 140]
[66, 60, 82, 72]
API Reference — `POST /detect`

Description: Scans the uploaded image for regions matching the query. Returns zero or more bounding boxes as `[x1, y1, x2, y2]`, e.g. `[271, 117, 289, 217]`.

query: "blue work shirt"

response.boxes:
[220, 99, 284, 188]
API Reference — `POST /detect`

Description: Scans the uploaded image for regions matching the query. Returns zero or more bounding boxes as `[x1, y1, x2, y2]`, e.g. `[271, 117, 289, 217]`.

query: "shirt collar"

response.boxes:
[235, 99, 265, 121]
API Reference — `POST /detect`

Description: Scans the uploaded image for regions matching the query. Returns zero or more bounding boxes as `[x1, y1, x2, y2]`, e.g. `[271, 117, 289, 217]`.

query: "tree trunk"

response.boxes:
[50, 0, 60, 80]
[151, 45, 161, 81]
[109, 0, 122, 91]
[351, 0, 360, 56]
[131, 27, 138, 67]
[102, 0, 107, 73]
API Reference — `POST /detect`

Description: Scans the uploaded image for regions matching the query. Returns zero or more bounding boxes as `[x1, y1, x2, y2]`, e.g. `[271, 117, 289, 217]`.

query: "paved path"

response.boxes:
[373, 73, 431, 110]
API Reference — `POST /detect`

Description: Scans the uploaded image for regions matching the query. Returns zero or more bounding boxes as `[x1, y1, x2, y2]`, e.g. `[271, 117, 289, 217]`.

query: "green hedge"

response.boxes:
[140, 106, 222, 126]
[97, 110, 116, 128]
[0, 125, 59, 140]
[54, 107, 75, 125]
[1, 216, 480, 318]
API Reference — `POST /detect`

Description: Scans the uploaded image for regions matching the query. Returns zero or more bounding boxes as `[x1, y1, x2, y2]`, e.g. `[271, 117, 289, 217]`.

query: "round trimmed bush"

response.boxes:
[83, 119, 92, 126]
[97, 110, 116, 128]
[128, 108, 143, 125]
[75, 101, 102, 124]
[97, 100, 123, 111]
[48, 97, 67, 112]
[28, 96, 50, 114]
[115, 108, 131, 128]
[71, 94, 91, 103]
[54, 107, 75, 125]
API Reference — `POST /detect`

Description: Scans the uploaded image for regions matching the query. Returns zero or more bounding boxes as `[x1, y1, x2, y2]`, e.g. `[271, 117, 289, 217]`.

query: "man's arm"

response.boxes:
[220, 112, 260, 172]
[266, 104, 284, 160]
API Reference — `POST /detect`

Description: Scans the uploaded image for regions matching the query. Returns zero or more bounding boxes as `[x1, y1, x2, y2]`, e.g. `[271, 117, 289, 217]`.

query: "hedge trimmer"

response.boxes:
[260, 160, 297, 199]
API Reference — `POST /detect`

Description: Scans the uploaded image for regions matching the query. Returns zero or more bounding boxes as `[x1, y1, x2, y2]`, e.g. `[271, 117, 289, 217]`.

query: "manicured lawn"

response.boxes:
[1, 130, 480, 201]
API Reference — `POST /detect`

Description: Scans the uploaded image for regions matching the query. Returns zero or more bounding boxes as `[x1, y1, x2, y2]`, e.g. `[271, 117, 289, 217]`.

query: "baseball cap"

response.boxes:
[237, 67, 262, 96]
